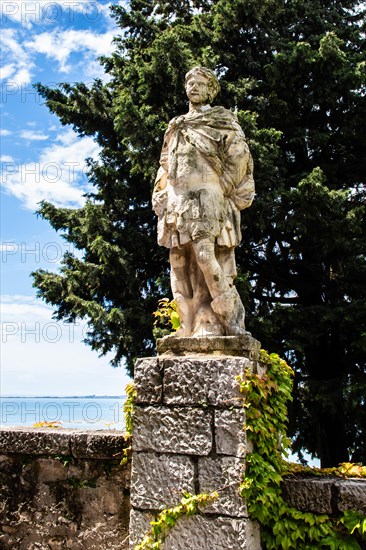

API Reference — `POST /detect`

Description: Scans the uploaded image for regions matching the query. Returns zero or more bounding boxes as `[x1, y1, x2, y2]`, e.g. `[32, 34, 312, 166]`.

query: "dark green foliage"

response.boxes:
[32, 0, 366, 466]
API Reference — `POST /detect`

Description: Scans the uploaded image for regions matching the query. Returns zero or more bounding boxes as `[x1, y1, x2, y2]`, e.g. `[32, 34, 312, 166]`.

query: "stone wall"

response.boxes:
[0, 427, 130, 550]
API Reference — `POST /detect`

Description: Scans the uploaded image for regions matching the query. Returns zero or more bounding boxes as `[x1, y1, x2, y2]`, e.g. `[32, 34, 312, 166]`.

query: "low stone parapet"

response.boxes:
[283, 476, 366, 515]
[0, 427, 130, 550]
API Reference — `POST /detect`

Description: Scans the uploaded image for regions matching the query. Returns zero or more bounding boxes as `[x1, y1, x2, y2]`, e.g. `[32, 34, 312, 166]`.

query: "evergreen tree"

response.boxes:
[33, 0, 366, 467]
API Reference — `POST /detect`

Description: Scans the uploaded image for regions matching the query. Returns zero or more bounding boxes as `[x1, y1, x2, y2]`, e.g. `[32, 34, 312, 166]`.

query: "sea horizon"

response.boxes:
[0, 395, 126, 430]
[1, 394, 125, 399]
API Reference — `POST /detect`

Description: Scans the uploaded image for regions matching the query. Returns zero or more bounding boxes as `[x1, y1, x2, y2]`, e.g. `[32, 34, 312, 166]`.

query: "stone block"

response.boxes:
[133, 407, 212, 455]
[129, 509, 156, 548]
[162, 515, 261, 549]
[157, 334, 260, 359]
[0, 427, 71, 456]
[70, 431, 125, 459]
[198, 456, 247, 517]
[0, 428, 127, 460]
[37, 458, 68, 482]
[78, 483, 122, 517]
[215, 409, 246, 457]
[163, 357, 251, 407]
[282, 478, 333, 515]
[336, 480, 366, 514]
[134, 358, 163, 404]
[131, 452, 195, 510]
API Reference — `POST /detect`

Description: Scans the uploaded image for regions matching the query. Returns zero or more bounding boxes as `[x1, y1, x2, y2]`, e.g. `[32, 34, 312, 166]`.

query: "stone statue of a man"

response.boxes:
[152, 66, 255, 337]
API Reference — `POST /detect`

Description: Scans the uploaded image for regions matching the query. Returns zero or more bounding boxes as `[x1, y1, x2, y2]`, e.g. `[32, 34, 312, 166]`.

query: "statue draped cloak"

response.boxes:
[152, 105, 255, 250]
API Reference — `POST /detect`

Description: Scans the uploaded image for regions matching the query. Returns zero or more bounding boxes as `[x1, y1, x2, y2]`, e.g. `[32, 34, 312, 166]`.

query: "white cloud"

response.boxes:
[20, 129, 49, 141]
[1, 24, 115, 85]
[1, 28, 26, 59]
[27, 28, 115, 73]
[11, 67, 33, 86]
[1, 29, 34, 84]
[1, 128, 100, 210]
[0, 294, 53, 322]
[0, 129, 12, 136]
[0, 295, 85, 344]
[0, 63, 17, 80]
[0, 1, 131, 401]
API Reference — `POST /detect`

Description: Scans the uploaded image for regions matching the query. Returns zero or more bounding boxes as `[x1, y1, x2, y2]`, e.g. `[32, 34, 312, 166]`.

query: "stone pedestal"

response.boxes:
[129, 334, 262, 549]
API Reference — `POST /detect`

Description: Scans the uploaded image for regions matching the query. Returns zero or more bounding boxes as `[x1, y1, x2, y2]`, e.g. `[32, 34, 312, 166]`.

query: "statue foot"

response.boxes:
[192, 323, 224, 337]
[171, 326, 191, 337]
[226, 324, 247, 336]
[191, 304, 224, 337]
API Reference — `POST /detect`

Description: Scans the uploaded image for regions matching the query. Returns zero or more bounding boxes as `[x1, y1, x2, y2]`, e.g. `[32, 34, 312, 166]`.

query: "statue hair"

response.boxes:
[185, 66, 220, 102]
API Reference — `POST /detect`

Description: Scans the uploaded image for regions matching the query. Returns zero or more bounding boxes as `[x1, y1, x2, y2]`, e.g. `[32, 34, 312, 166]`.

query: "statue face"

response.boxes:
[185, 74, 211, 105]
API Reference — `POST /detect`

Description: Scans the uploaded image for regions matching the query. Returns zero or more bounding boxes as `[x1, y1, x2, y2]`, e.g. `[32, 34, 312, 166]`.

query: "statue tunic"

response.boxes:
[152, 105, 255, 250]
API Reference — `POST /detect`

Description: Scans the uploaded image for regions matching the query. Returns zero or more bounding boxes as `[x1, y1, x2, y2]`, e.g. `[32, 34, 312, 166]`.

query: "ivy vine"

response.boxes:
[152, 298, 180, 340]
[121, 381, 136, 465]
[134, 491, 219, 550]
[239, 350, 366, 549]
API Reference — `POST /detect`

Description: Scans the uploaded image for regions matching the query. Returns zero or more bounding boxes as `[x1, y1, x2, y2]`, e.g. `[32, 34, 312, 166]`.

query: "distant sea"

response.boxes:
[0, 396, 126, 431]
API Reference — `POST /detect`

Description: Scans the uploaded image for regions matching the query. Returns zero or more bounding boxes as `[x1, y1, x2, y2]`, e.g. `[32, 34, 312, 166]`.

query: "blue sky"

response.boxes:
[1, 0, 132, 396]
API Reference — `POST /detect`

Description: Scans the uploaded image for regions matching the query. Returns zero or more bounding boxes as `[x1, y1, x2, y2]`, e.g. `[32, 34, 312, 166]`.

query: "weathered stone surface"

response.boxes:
[129, 509, 156, 548]
[161, 514, 261, 549]
[133, 407, 212, 455]
[198, 456, 247, 517]
[0, 427, 126, 460]
[0, 428, 70, 455]
[134, 357, 163, 404]
[336, 480, 366, 514]
[163, 356, 250, 407]
[71, 432, 126, 459]
[0, 427, 71, 455]
[215, 409, 246, 457]
[157, 334, 260, 358]
[153, 67, 255, 338]
[131, 452, 195, 510]
[282, 478, 334, 515]
[0, 431, 131, 550]
[36, 458, 69, 482]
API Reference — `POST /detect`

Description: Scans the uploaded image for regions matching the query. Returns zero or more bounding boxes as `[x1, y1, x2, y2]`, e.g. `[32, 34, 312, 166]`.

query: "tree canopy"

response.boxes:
[33, 0, 366, 467]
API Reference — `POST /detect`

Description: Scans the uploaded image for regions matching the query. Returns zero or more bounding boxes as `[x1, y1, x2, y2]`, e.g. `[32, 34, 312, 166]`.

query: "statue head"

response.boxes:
[185, 66, 220, 104]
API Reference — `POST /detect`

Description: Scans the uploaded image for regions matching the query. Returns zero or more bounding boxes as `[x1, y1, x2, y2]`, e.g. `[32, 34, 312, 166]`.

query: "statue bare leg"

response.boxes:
[216, 246, 237, 287]
[189, 250, 224, 337]
[169, 246, 194, 336]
